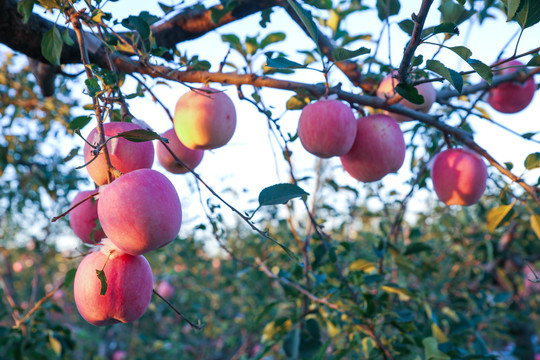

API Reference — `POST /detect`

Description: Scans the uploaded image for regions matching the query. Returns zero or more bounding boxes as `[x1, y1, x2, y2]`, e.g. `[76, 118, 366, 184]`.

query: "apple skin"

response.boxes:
[376, 72, 436, 122]
[156, 128, 204, 174]
[487, 60, 536, 114]
[156, 280, 175, 300]
[73, 244, 153, 326]
[340, 114, 406, 182]
[431, 148, 487, 206]
[297, 99, 357, 158]
[84, 122, 154, 186]
[69, 190, 106, 244]
[97, 168, 182, 256]
[173, 87, 236, 150]
[112, 351, 128, 360]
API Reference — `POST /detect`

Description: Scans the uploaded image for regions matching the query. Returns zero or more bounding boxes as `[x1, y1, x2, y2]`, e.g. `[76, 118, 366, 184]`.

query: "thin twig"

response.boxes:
[153, 289, 205, 330]
[13, 282, 64, 329]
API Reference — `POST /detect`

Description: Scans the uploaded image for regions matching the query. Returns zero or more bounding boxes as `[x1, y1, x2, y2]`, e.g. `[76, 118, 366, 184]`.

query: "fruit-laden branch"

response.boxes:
[0, 0, 282, 66]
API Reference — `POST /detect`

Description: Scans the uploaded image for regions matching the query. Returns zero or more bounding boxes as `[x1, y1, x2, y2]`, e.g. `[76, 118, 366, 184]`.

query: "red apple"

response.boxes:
[112, 351, 128, 360]
[73, 241, 153, 326]
[376, 72, 436, 122]
[156, 128, 204, 174]
[97, 168, 182, 256]
[173, 87, 236, 150]
[156, 280, 175, 300]
[69, 190, 106, 244]
[431, 148, 487, 206]
[84, 122, 154, 186]
[340, 114, 406, 182]
[487, 60, 536, 114]
[297, 99, 357, 158]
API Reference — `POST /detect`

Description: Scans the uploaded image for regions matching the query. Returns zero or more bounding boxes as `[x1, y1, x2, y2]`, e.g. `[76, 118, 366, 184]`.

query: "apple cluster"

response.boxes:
[297, 74, 489, 206]
[69, 86, 236, 326]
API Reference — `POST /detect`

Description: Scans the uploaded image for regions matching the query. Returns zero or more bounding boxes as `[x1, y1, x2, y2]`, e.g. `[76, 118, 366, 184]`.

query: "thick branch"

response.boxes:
[0, 0, 280, 66]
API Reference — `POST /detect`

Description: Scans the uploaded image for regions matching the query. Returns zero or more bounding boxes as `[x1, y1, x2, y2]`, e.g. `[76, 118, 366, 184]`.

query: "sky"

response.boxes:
[6, 1, 539, 252]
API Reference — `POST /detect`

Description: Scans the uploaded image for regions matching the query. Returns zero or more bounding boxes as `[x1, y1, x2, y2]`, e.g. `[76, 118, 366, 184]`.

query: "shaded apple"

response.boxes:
[68, 190, 106, 244]
[297, 99, 356, 158]
[174, 87, 236, 150]
[73, 241, 153, 326]
[487, 60, 536, 114]
[376, 72, 436, 122]
[431, 148, 487, 206]
[112, 351, 128, 360]
[84, 122, 154, 186]
[98, 168, 182, 256]
[156, 128, 204, 174]
[340, 114, 406, 182]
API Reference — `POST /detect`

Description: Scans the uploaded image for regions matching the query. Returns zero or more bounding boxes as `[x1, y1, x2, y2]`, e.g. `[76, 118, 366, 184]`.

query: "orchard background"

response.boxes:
[1, 0, 540, 359]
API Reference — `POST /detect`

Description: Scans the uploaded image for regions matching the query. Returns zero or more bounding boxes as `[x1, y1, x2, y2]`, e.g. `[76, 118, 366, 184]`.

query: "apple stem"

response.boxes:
[51, 191, 100, 222]
[152, 289, 205, 330]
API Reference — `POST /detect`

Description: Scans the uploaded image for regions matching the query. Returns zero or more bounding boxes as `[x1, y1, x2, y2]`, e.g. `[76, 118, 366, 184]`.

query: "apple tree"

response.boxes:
[1, 0, 540, 359]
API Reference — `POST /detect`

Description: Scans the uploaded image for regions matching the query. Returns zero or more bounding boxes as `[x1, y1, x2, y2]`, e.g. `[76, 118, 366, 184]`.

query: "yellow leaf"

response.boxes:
[349, 259, 376, 273]
[362, 337, 375, 358]
[49, 334, 62, 356]
[432, 323, 448, 343]
[486, 204, 514, 233]
[531, 214, 540, 239]
[381, 285, 414, 301]
[326, 320, 340, 337]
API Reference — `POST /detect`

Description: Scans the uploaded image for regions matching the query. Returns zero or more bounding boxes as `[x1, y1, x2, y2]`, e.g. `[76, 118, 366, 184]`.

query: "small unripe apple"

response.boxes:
[69, 190, 106, 244]
[173, 87, 236, 150]
[340, 114, 406, 182]
[84, 122, 154, 186]
[156, 128, 204, 174]
[73, 241, 153, 326]
[431, 148, 487, 206]
[376, 72, 436, 122]
[487, 60, 536, 114]
[98, 168, 182, 256]
[297, 99, 357, 158]
[156, 280, 175, 300]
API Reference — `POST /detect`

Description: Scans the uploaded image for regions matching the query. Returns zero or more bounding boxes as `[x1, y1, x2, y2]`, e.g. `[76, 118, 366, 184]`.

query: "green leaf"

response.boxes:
[64, 268, 77, 288]
[395, 83, 425, 105]
[525, 152, 540, 169]
[426, 59, 463, 93]
[85, 78, 101, 97]
[331, 46, 370, 61]
[527, 55, 540, 66]
[41, 26, 63, 66]
[17, 0, 34, 24]
[404, 242, 433, 255]
[423, 337, 450, 360]
[467, 59, 493, 85]
[62, 147, 79, 162]
[515, 0, 540, 29]
[448, 46, 472, 61]
[69, 115, 92, 130]
[422, 22, 458, 38]
[286, 0, 319, 45]
[503, 0, 522, 21]
[376, 0, 400, 20]
[158, 2, 175, 14]
[260, 32, 286, 49]
[62, 29, 74, 46]
[96, 269, 108, 295]
[265, 56, 307, 69]
[221, 34, 243, 54]
[531, 214, 540, 239]
[116, 129, 163, 142]
[260, 8, 273, 28]
[487, 204, 514, 233]
[398, 19, 414, 35]
[258, 183, 309, 207]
